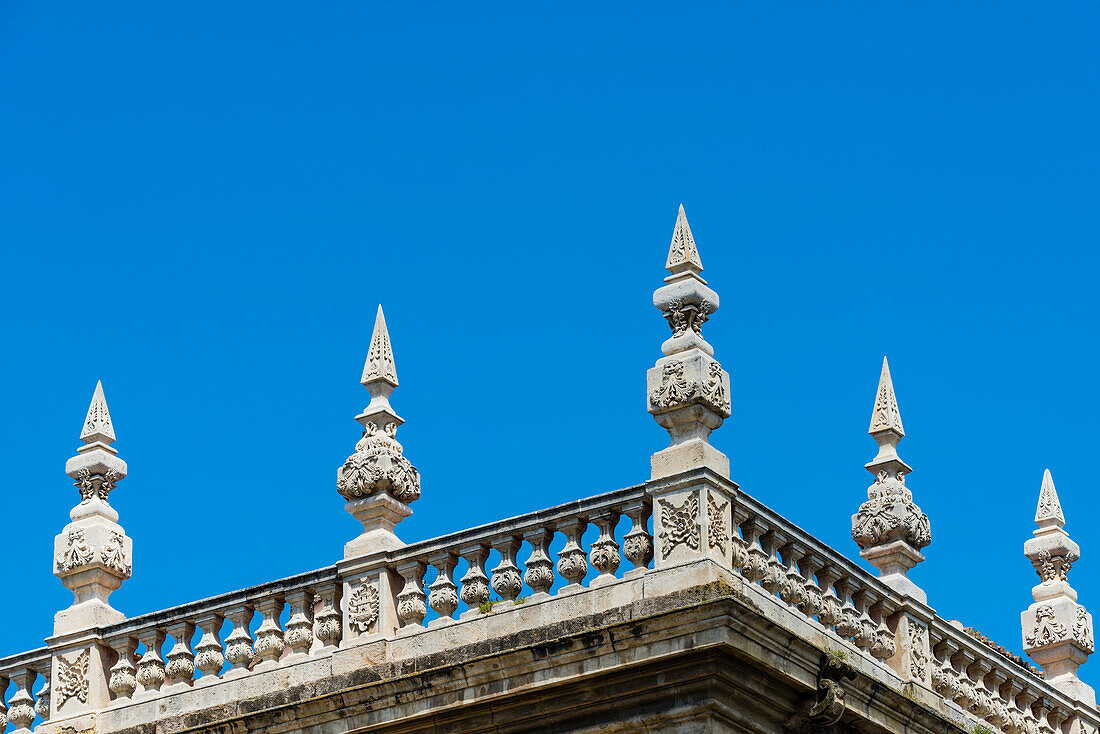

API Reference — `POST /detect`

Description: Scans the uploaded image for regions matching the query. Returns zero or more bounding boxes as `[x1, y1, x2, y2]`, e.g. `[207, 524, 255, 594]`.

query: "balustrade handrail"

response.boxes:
[388, 483, 648, 564]
[99, 565, 338, 643]
[0, 646, 50, 677]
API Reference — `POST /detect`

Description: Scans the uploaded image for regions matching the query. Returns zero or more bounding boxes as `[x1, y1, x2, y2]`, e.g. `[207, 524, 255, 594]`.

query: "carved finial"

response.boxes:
[852, 358, 929, 603]
[648, 206, 730, 481]
[56, 382, 132, 634]
[1036, 468, 1065, 529]
[1022, 470, 1094, 704]
[340, 304, 419, 558]
[80, 380, 116, 447]
[868, 357, 904, 436]
[665, 204, 704, 277]
[362, 305, 398, 387]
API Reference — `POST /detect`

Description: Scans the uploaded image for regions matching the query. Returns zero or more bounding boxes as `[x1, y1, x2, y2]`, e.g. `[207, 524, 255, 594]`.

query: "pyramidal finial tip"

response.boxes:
[1035, 468, 1066, 527]
[80, 379, 116, 444]
[665, 204, 704, 275]
[868, 357, 904, 436]
[361, 304, 398, 387]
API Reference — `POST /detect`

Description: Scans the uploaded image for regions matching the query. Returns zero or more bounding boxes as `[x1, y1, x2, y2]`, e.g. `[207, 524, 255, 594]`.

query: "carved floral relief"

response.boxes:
[658, 495, 700, 556]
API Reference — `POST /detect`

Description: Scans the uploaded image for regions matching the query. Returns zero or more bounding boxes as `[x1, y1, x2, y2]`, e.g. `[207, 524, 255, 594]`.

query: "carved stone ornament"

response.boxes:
[56, 527, 94, 572]
[706, 494, 729, 554]
[700, 360, 730, 412]
[658, 495, 700, 556]
[1026, 604, 1068, 647]
[101, 530, 131, 576]
[785, 653, 857, 734]
[337, 421, 421, 504]
[851, 470, 930, 551]
[908, 622, 930, 681]
[348, 582, 381, 634]
[1073, 606, 1095, 653]
[663, 297, 711, 338]
[1035, 549, 1075, 585]
[75, 467, 121, 503]
[650, 360, 694, 409]
[56, 649, 90, 708]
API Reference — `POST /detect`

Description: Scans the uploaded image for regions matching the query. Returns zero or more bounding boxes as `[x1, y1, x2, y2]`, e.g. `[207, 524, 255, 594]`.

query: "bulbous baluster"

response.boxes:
[490, 537, 523, 602]
[108, 638, 138, 699]
[136, 628, 167, 694]
[622, 501, 654, 577]
[427, 552, 459, 622]
[6, 668, 37, 731]
[193, 613, 225, 680]
[760, 533, 788, 598]
[797, 556, 823, 619]
[589, 511, 621, 585]
[253, 597, 286, 667]
[779, 544, 806, 608]
[817, 568, 842, 629]
[34, 675, 50, 722]
[556, 517, 589, 591]
[314, 582, 343, 648]
[396, 560, 428, 626]
[164, 621, 196, 686]
[284, 590, 315, 656]
[459, 544, 491, 615]
[523, 528, 556, 597]
[223, 605, 255, 676]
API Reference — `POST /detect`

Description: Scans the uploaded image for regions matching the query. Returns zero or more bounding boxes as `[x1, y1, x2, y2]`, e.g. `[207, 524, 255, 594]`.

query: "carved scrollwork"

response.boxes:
[56, 649, 89, 708]
[785, 653, 857, 734]
[101, 530, 131, 577]
[650, 360, 694, 409]
[56, 527, 94, 573]
[662, 297, 711, 338]
[851, 470, 930, 552]
[1073, 606, 1094, 652]
[706, 494, 729, 554]
[337, 422, 421, 504]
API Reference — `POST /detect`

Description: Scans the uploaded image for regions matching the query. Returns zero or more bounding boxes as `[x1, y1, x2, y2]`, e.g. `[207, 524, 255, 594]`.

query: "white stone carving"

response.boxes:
[55, 649, 90, 708]
[706, 494, 729, 554]
[101, 530, 131, 576]
[665, 204, 703, 273]
[348, 583, 380, 634]
[658, 495, 700, 556]
[56, 528, 94, 572]
[1027, 605, 1068, 647]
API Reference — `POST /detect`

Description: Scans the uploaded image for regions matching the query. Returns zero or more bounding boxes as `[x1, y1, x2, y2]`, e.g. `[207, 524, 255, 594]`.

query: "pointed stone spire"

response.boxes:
[361, 305, 398, 387]
[851, 358, 930, 603]
[868, 357, 904, 436]
[338, 305, 420, 559]
[647, 205, 730, 481]
[80, 380, 116, 446]
[665, 204, 704, 277]
[1022, 470, 1094, 704]
[55, 382, 132, 634]
[1035, 468, 1065, 528]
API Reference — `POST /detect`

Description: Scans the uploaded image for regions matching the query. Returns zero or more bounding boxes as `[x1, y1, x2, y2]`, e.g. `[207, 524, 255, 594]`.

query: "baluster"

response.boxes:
[1004, 679, 1027, 734]
[284, 590, 316, 656]
[34, 675, 50, 722]
[988, 669, 1010, 730]
[136, 628, 167, 694]
[254, 596, 286, 668]
[0, 673, 8, 723]
[1034, 698, 1055, 734]
[6, 668, 36, 732]
[314, 581, 342, 649]
[223, 604, 255, 676]
[760, 531, 788, 598]
[953, 650, 978, 710]
[490, 536, 523, 603]
[459, 543, 491, 617]
[194, 613, 225, 680]
[165, 621, 196, 687]
[108, 637, 139, 699]
[1047, 705, 1070, 734]
[621, 501, 654, 578]
[740, 519, 769, 583]
[427, 552, 459, 624]
[797, 555, 823, 619]
[1018, 688, 1040, 734]
[729, 509, 749, 574]
[869, 597, 896, 660]
[396, 560, 428, 627]
[834, 578, 860, 641]
[779, 542, 806, 608]
[589, 511, 621, 586]
[969, 659, 994, 718]
[556, 517, 589, 592]
[817, 567, 842, 629]
[522, 528, 556, 598]
[851, 589, 876, 652]
[931, 638, 962, 701]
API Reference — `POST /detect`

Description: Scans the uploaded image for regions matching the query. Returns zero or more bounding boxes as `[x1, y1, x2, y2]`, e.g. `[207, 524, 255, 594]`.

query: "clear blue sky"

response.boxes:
[2, 1, 1098, 678]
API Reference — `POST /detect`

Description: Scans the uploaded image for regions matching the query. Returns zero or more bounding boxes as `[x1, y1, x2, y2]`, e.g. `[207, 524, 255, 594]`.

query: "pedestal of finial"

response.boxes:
[344, 493, 412, 558]
[859, 539, 926, 604]
[647, 349, 732, 480]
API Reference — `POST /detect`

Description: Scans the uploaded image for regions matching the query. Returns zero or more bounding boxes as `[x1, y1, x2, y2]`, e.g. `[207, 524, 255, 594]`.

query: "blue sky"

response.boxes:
[1, 0, 1098, 680]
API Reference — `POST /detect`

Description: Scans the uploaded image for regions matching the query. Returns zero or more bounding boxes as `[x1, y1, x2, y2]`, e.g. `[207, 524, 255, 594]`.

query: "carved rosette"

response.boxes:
[657, 495, 700, 557]
[337, 422, 421, 504]
[348, 583, 381, 634]
[851, 471, 930, 551]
